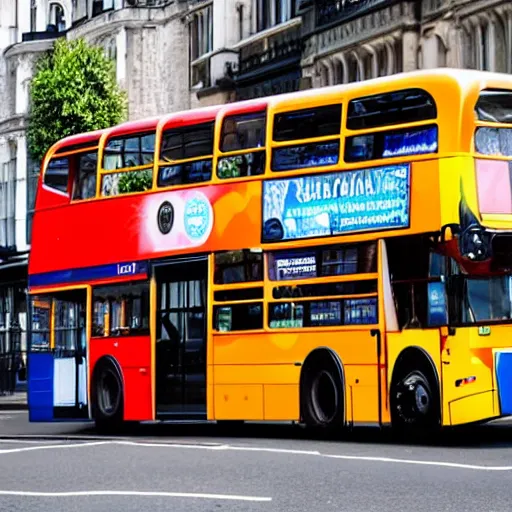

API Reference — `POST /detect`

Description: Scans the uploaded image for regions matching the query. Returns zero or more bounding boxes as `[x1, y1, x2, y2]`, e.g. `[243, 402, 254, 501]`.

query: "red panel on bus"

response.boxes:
[89, 336, 152, 421]
[29, 181, 261, 277]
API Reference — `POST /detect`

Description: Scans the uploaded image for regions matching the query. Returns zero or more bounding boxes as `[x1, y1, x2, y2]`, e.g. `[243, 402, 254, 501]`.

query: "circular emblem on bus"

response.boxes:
[184, 193, 213, 242]
[157, 201, 174, 234]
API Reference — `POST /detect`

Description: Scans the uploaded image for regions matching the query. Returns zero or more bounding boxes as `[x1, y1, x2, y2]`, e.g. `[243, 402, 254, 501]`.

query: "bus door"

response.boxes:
[28, 289, 89, 421]
[154, 256, 208, 419]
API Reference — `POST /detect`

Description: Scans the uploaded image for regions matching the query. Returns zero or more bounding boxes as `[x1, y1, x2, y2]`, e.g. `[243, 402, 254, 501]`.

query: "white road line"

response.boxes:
[0, 438, 511, 472]
[0, 490, 272, 502]
[114, 440, 512, 472]
[0, 441, 110, 454]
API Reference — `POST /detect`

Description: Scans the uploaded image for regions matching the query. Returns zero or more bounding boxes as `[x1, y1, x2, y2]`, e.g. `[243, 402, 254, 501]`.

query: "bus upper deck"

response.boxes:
[30, 68, 512, 285]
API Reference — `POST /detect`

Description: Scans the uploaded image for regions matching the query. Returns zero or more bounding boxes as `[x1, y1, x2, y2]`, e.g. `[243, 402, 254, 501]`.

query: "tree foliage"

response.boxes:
[118, 170, 153, 194]
[27, 38, 127, 163]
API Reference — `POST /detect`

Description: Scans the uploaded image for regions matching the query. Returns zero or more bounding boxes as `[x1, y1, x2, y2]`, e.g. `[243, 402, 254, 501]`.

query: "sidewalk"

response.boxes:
[0, 391, 27, 410]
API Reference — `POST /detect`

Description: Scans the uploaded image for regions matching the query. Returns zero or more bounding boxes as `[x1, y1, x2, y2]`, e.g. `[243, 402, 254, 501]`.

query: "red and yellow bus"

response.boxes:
[27, 68, 512, 435]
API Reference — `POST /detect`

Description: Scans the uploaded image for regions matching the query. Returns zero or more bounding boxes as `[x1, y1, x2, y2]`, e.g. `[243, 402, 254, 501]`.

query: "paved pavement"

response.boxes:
[0, 391, 27, 410]
[0, 412, 512, 511]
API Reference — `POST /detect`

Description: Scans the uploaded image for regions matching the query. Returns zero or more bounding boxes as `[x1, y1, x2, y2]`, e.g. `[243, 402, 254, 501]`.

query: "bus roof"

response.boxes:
[48, 69, 512, 155]
[50, 128, 106, 154]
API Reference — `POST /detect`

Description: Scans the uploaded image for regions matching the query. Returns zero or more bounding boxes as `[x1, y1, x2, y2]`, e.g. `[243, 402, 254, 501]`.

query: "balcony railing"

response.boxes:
[237, 37, 302, 77]
[91, 0, 173, 18]
[122, 0, 174, 8]
[316, 0, 394, 28]
[21, 28, 66, 42]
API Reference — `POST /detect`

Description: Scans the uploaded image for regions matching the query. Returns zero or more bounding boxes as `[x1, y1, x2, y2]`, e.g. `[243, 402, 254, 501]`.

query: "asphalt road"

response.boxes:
[1, 411, 512, 511]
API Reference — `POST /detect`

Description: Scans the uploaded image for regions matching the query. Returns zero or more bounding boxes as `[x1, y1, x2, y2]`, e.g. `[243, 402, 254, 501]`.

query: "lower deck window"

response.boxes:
[92, 282, 149, 336]
[269, 298, 378, 329]
[214, 302, 263, 332]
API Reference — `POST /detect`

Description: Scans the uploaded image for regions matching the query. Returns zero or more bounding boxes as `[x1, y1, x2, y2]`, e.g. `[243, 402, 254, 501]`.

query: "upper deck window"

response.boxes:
[220, 112, 266, 152]
[72, 151, 97, 200]
[44, 157, 69, 193]
[475, 90, 512, 123]
[347, 89, 437, 130]
[475, 127, 512, 156]
[103, 132, 156, 171]
[160, 122, 214, 162]
[273, 104, 342, 142]
[158, 122, 214, 187]
[218, 112, 266, 179]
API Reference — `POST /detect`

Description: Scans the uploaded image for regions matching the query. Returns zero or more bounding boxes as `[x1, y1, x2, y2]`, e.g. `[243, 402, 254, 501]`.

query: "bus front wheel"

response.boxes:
[92, 358, 124, 434]
[301, 353, 344, 430]
[391, 369, 439, 436]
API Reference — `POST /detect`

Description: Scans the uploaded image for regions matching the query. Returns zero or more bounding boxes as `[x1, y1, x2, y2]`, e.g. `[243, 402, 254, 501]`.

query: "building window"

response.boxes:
[0, 159, 16, 250]
[92, 0, 114, 17]
[30, 0, 37, 32]
[254, 0, 295, 32]
[49, 2, 66, 32]
[190, 5, 213, 62]
[0, 288, 10, 354]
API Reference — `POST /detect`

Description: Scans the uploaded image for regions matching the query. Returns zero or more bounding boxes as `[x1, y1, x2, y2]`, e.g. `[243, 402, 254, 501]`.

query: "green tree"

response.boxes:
[27, 37, 127, 163]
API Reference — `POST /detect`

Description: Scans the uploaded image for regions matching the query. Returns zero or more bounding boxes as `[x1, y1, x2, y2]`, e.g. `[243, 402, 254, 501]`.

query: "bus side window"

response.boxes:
[73, 151, 97, 200]
[387, 236, 435, 330]
[44, 158, 70, 194]
[92, 282, 150, 337]
[214, 303, 263, 332]
[220, 112, 266, 152]
[214, 250, 263, 284]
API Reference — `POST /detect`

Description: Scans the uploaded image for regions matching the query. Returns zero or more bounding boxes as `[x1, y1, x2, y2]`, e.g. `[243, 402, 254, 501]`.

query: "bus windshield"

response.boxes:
[454, 275, 512, 324]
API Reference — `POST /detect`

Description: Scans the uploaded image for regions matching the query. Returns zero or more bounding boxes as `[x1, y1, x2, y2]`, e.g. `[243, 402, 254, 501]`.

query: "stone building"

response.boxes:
[301, 0, 512, 88]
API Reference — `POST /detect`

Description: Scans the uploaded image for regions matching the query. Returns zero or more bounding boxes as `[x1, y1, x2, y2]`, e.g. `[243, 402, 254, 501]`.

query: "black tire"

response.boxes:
[92, 359, 124, 434]
[390, 369, 440, 438]
[301, 354, 344, 430]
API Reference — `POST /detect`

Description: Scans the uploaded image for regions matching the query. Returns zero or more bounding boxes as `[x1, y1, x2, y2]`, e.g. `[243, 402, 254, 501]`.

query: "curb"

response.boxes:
[0, 434, 111, 442]
[0, 403, 27, 411]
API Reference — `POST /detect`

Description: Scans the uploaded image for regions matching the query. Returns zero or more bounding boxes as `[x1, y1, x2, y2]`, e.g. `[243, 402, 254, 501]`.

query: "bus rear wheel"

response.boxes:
[301, 354, 344, 430]
[92, 359, 124, 434]
[391, 369, 439, 437]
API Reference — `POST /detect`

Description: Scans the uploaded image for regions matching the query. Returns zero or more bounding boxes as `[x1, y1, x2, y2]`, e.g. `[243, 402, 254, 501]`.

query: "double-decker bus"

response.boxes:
[27, 68, 512, 435]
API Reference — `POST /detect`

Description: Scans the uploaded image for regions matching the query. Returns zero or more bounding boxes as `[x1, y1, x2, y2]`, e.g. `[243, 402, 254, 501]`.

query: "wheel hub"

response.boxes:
[395, 374, 431, 424]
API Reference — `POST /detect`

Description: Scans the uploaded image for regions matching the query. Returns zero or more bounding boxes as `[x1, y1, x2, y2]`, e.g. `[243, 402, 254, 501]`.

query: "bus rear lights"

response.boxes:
[455, 376, 477, 387]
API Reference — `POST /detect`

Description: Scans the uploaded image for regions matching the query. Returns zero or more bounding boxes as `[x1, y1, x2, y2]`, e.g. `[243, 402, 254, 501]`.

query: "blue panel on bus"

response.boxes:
[29, 260, 148, 288]
[27, 353, 54, 422]
[495, 351, 512, 415]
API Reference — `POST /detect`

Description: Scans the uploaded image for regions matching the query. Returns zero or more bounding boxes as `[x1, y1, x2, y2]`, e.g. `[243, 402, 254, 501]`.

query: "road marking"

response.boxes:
[0, 441, 110, 455]
[113, 440, 512, 472]
[1, 438, 511, 472]
[0, 490, 271, 502]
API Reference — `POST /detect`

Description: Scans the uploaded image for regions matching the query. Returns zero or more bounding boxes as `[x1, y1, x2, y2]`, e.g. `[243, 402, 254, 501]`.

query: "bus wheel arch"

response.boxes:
[91, 356, 124, 432]
[300, 348, 346, 429]
[390, 346, 441, 433]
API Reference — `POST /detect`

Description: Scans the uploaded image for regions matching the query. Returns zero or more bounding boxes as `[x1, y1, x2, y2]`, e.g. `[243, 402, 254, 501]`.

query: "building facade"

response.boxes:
[300, 0, 512, 88]
[0, 0, 511, 393]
